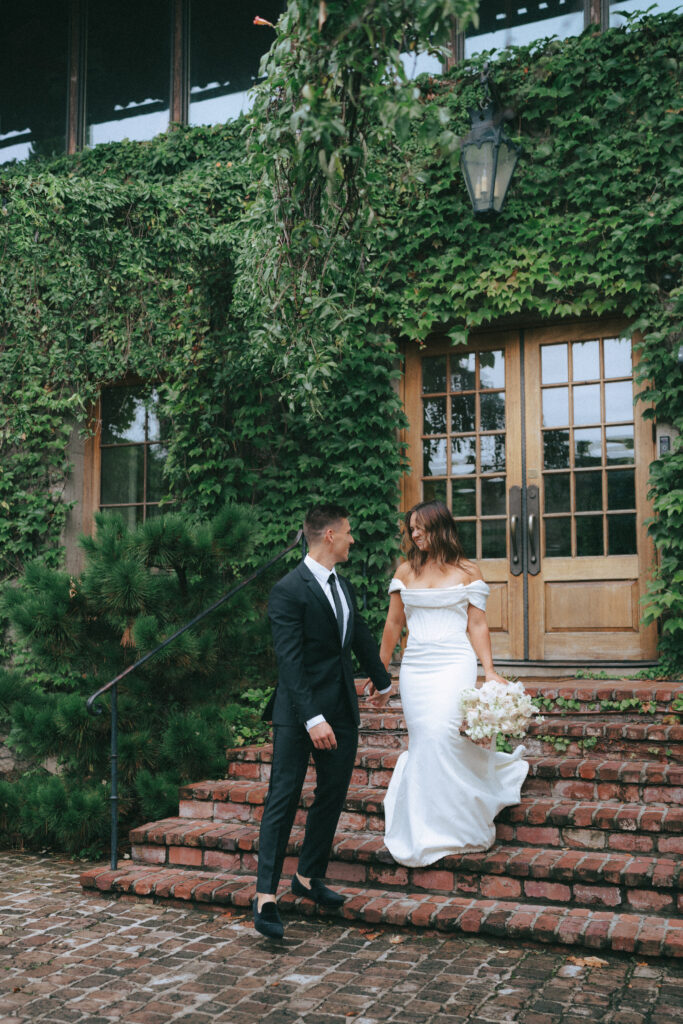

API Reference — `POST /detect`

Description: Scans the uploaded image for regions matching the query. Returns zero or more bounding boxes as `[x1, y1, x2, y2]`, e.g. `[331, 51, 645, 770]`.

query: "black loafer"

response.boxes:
[253, 897, 284, 939]
[291, 875, 345, 908]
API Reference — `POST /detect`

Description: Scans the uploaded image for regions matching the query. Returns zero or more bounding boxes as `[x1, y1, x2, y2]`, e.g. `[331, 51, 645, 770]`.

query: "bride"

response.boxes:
[368, 500, 528, 868]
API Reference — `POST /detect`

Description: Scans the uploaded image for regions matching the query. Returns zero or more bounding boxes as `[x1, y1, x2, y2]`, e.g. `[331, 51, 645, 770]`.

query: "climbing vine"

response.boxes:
[0, 8, 681, 663]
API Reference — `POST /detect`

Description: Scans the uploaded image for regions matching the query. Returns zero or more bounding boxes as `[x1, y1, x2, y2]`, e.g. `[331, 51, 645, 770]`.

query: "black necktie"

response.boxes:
[328, 573, 345, 641]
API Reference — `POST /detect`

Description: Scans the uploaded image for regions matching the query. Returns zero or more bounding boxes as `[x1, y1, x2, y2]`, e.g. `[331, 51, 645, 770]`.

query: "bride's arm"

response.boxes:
[379, 593, 406, 671]
[365, 594, 405, 707]
[466, 606, 507, 685]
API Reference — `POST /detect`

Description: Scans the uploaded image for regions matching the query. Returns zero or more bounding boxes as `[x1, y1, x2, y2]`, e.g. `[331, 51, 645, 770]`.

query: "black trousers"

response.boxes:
[256, 718, 358, 894]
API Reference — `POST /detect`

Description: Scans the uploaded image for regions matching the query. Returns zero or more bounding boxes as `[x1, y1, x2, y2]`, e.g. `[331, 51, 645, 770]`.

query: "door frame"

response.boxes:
[399, 319, 658, 664]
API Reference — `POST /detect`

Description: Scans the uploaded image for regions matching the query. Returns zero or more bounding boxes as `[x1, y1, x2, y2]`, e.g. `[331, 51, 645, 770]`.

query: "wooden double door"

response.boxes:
[402, 322, 657, 663]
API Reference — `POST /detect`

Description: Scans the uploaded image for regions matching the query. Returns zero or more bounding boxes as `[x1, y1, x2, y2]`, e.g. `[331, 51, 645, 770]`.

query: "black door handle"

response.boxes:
[527, 486, 540, 576]
[509, 486, 522, 576]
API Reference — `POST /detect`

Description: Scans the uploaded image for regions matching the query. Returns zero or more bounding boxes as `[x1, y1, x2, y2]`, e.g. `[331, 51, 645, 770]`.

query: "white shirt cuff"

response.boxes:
[305, 714, 326, 731]
[375, 684, 392, 695]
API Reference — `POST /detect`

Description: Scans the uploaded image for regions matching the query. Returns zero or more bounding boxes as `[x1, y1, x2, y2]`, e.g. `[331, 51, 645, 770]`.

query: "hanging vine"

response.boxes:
[0, 8, 681, 664]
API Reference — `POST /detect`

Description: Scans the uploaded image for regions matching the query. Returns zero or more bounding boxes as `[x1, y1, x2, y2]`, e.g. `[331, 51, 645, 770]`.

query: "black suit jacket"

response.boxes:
[265, 561, 392, 728]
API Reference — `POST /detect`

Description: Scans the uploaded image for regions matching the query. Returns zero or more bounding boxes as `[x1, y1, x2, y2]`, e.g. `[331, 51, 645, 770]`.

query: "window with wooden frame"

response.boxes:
[84, 384, 170, 533]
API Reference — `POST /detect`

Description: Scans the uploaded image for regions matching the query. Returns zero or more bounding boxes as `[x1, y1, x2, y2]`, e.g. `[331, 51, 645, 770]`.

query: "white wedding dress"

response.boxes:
[383, 578, 529, 868]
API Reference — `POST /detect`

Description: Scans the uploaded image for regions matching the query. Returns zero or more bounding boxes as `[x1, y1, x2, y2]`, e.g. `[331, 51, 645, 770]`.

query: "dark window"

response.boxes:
[0, 2, 69, 164]
[465, 0, 585, 58]
[189, 0, 286, 125]
[99, 386, 170, 528]
[610, 0, 679, 27]
[86, 0, 171, 146]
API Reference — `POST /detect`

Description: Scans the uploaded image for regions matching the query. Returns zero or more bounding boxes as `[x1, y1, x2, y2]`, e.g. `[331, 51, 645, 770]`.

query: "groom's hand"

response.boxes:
[309, 722, 337, 750]
[366, 687, 392, 709]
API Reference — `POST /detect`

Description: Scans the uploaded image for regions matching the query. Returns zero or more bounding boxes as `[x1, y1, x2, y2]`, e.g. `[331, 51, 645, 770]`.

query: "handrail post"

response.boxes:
[110, 681, 118, 870]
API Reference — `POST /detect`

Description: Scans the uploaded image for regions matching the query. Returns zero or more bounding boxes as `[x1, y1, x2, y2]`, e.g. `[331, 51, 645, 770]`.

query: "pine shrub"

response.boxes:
[0, 503, 276, 857]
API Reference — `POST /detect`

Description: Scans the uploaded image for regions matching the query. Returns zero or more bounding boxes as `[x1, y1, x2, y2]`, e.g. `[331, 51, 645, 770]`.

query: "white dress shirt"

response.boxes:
[304, 554, 350, 640]
[303, 554, 390, 732]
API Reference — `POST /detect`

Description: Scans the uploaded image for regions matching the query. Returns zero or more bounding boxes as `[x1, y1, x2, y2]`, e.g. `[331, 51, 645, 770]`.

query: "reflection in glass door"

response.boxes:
[540, 336, 637, 560]
[421, 347, 508, 562]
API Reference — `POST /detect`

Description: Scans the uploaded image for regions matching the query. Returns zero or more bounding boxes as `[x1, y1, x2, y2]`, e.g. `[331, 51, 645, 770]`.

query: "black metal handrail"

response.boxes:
[86, 529, 304, 869]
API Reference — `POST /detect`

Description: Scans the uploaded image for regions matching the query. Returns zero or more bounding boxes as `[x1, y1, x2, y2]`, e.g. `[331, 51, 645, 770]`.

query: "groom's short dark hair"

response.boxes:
[304, 503, 349, 544]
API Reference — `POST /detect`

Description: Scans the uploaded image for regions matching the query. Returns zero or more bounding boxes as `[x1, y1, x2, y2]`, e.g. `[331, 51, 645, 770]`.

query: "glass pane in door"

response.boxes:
[540, 335, 637, 558]
[420, 348, 507, 560]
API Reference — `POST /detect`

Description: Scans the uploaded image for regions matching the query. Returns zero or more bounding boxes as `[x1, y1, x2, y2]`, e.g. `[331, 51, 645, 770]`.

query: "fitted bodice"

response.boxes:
[388, 578, 489, 646]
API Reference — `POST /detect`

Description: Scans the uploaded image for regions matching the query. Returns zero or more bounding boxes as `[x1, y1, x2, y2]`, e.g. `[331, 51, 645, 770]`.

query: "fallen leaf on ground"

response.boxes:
[359, 929, 381, 940]
[567, 955, 608, 967]
[389, 934, 406, 944]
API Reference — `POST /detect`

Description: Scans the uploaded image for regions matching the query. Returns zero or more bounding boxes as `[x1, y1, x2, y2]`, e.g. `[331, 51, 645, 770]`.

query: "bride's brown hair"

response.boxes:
[404, 500, 471, 576]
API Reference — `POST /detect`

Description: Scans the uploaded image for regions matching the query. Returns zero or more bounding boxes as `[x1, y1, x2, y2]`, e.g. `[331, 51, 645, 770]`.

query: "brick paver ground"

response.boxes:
[0, 853, 681, 1024]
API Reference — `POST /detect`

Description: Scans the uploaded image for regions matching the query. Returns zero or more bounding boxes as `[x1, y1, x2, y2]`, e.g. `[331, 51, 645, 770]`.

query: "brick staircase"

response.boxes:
[81, 680, 683, 958]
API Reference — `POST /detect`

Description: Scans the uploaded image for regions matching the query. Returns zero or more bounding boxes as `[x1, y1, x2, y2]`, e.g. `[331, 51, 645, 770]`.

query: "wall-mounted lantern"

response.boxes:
[460, 63, 521, 216]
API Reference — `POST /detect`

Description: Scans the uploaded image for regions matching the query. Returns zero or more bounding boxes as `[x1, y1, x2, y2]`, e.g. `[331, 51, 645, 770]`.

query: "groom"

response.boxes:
[253, 503, 393, 939]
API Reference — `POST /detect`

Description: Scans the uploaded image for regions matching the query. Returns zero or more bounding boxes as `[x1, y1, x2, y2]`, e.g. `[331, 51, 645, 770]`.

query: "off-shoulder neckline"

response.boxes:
[390, 577, 487, 592]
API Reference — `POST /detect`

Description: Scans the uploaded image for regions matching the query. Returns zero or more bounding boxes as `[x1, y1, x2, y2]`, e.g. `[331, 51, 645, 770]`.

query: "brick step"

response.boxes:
[178, 778, 683, 852]
[525, 757, 683, 803]
[497, 799, 683, 854]
[524, 718, 683, 761]
[227, 743, 683, 803]
[227, 743, 401, 788]
[79, 864, 683, 957]
[527, 718, 683, 740]
[356, 730, 683, 758]
[358, 709, 406, 735]
[358, 710, 683, 740]
[488, 686, 680, 717]
[130, 818, 682, 916]
[356, 711, 683, 758]
[355, 677, 682, 706]
[528, 706, 674, 719]
[358, 701, 679, 722]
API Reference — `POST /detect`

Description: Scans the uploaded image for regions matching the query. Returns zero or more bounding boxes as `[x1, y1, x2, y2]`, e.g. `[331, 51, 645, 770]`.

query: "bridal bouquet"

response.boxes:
[460, 680, 543, 749]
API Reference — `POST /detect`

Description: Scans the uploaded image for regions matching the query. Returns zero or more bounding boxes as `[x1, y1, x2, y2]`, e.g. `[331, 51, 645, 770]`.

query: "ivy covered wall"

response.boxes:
[0, 10, 681, 659]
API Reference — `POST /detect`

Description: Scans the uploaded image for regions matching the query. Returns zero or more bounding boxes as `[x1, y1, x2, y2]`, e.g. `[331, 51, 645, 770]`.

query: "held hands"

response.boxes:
[309, 721, 337, 750]
[364, 679, 393, 709]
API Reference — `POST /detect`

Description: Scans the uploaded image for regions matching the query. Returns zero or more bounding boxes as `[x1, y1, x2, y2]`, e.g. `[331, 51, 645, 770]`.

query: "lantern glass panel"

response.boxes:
[492, 138, 519, 212]
[462, 140, 496, 213]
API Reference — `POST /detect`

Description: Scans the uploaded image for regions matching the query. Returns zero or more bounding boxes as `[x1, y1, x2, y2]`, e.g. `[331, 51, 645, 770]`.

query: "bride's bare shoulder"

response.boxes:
[393, 561, 413, 583]
[461, 559, 485, 582]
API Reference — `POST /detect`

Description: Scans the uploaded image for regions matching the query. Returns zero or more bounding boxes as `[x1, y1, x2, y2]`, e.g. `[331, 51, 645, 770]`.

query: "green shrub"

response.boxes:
[0, 503, 277, 857]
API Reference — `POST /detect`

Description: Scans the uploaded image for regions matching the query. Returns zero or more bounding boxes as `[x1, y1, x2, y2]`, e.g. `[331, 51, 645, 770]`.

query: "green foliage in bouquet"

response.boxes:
[0, 504, 275, 857]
